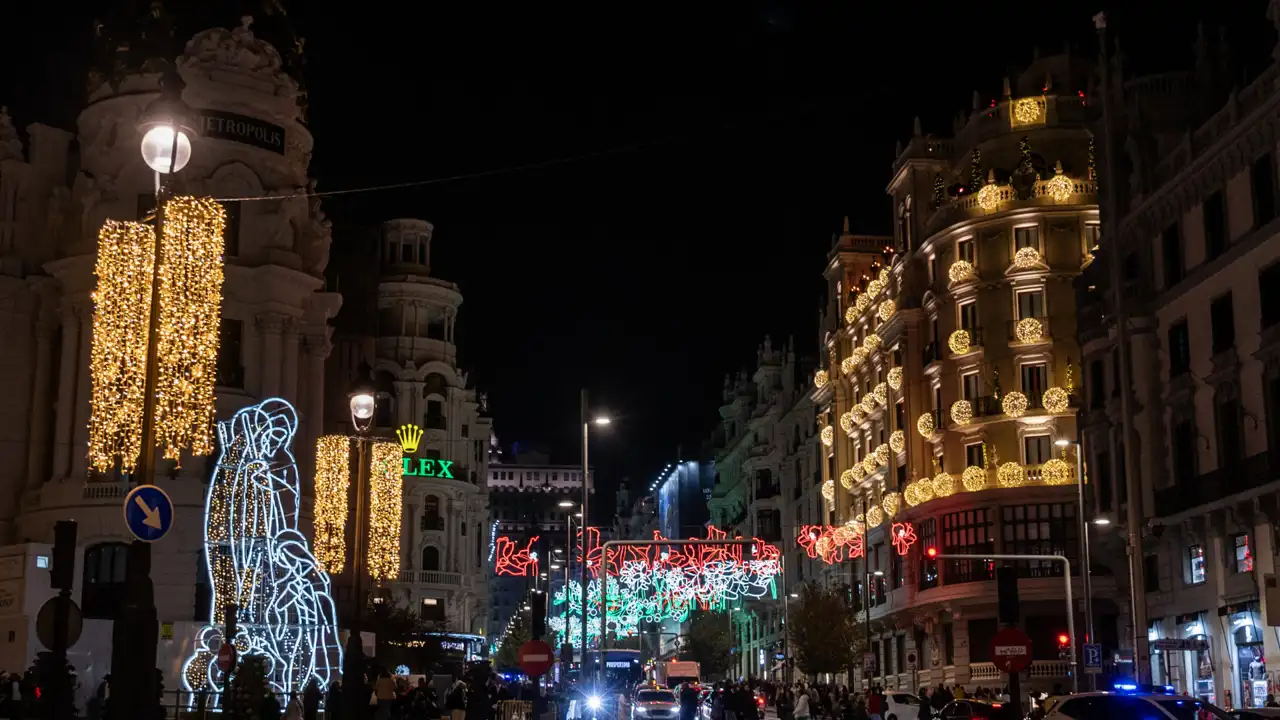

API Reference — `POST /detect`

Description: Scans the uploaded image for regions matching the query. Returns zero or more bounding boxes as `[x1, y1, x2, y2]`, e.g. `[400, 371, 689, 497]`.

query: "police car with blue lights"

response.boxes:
[1043, 683, 1232, 719]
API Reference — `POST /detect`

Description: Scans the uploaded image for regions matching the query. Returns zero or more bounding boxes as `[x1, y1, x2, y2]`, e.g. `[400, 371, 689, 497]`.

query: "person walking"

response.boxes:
[793, 689, 810, 720]
[915, 688, 931, 720]
[447, 676, 468, 720]
[374, 670, 397, 720]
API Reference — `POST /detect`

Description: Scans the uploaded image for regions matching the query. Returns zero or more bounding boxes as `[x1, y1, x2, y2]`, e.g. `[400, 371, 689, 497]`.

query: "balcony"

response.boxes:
[399, 570, 465, 586]
[1153, 446, 1280, 518]
[1008, 316, 1053, 346]
[949, 327, 984, 355]
[420, 515, 445, 531]
[922, 341, 944, 367]
[970, 395, 1001, 419]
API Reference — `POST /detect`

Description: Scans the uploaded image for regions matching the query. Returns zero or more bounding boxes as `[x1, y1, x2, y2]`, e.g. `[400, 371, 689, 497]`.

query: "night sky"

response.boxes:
[1, 0, 1271, 514]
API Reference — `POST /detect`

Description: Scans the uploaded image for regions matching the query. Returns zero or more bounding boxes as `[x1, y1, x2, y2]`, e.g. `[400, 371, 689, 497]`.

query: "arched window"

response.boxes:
[422, 546, 441, 571]
[374, 370, 396, 427]
[82, 543, 129, 619]
[421, 495, 442, 531]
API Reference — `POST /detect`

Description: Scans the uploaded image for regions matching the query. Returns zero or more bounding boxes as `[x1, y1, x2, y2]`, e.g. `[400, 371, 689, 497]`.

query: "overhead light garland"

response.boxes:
[87, 220, 156, 473]
[495, 536, 541, 576]
[797, 525, 863, 564]
[367, 441, 404, 581]
[154, 196, 226, 461]
[312, 435, 351, 574]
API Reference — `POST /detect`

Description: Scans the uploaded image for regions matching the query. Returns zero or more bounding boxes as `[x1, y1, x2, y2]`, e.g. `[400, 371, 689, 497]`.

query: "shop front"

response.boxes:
[1158, 613, 1216, 704]
[1220, 601, 1267, 710]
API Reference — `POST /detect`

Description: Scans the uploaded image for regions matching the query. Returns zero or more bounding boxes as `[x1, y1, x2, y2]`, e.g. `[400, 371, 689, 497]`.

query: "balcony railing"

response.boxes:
[922, 342, 944, 367]
[955, 326, 984, 352]
[970, 395, 1001, 419]
[1154, 446, 1279, 517]
[399, 570, 464, 586]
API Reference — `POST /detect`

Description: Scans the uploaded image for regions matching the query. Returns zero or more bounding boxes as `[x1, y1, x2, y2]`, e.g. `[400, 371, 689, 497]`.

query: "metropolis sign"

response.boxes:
[195, 110, 286, 155]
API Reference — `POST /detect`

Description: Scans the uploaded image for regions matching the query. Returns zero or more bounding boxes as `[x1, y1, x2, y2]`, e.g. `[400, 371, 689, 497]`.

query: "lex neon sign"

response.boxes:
[396, 424, 454, 478]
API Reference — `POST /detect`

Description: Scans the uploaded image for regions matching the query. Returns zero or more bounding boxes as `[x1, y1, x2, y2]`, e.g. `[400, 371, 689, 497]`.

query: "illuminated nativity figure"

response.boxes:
[182, 398, 341, 703]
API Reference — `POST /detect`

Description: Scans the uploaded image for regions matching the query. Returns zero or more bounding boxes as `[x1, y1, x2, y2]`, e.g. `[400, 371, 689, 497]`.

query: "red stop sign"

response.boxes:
[518, 639, 555, 677]
[217, 642, 238, 673]
[990, 627, 1032, 673]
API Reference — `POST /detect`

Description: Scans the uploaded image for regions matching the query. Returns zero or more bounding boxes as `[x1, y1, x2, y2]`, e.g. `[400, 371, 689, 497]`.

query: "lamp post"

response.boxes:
[862, 568, 883, 688]
[107, 65, 198, 720]
[342, 362, 377, 720]
[580, 389, 610, 680]
[1058, 437, 1096, 689]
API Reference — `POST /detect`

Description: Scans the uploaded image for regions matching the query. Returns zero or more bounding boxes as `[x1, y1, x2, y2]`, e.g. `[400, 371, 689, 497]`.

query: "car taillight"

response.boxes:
[756, 698, 764, 707]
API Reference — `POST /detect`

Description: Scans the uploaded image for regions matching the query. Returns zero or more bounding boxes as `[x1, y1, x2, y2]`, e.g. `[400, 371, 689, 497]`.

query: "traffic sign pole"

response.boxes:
[519, 639, 555, 677]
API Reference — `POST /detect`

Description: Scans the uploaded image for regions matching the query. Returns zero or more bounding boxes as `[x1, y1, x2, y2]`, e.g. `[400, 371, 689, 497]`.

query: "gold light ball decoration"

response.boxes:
[873, 382, 888, 407]
[875, 443, 890, 467]
[1013, 246, 1042, 269]
[852, 464, 867, 482]
[1015, 317, 1044, 343]
[814, 370, 829, 389]
[1013, 97, 1041, 124]
[1042, 386, 1070, 414]
[1002, 391, 1029, 418]
[840, 410, 855, 434]
[852, 347, 868, 367]
[1041, 458, 1072, 486]
[863, 333, 882, 352]
[948, 329, 972, 354]
[821, 425, 835, 447]
[821, 479, 835, 502]
[845, 306, 857, 325]
[998, 461, 1026, 488]
[1046, 165, 1073, 202]
[866, 505, 884, 528]
[932, 471, 956, 498]
[917, 412, 935, 438]
[878, 299, 896, 322]
[904, 482, 920, 507]
[313, 435, 352, 573]
[878, 268, 890, 285]
[867, 279, 885, 298]
[840, 468, 857, 490]
[368, 441, 405, 580]
[950, 400, 973, 426]
[851, 514, 866, 535]
[154, 196, 228, 461]
[855, 293, 871, 313]
[948, 260, 975, 284]
[887, 367, 903, 391]
[914, 478, 935, 504]
[862, 455, 878, 475]
[87, 220, 156, 473]
[881, 491, 902, 518]
[961, 465, 987, 491]
[841, 356, 855, 375]
[851, 406, 866, 425]
[977, 183, 1002, 211]
[890, 430, 906, 454]
[861, 395, 877, 414]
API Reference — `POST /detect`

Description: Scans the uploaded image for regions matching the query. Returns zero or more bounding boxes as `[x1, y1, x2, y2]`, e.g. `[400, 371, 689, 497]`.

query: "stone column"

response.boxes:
[50, 305, 79, 480]
[299, 331, 331, 487]
[393, 381, 414, 426]
[407, 502, 419, 570]
[404, 502, 417, 570]
[25, 291, 58, 489]
[256, 313, 288, 398]
[70, 303, 93, 479]
[281, 319, 300, 403]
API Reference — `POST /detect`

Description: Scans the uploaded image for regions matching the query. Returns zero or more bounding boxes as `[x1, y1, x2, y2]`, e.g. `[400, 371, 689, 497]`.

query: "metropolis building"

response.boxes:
[813, 54, 1108, 691]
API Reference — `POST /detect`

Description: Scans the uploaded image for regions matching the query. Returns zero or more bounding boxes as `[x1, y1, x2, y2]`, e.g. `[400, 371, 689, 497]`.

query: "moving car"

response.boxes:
[1044, 689, 1232, 719]
[883, 693, 922, 720]
[633, 688, 680, 720]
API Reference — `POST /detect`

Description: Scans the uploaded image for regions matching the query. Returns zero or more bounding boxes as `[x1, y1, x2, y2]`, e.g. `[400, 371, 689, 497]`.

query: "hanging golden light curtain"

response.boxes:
[88, 220, 157, 473]
[313, 435, 351, 573]
[154, 196, 226, 461]
[367, 441, 404, 580]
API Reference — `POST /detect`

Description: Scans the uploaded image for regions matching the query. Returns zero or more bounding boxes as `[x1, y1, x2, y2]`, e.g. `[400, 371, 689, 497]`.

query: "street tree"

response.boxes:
[789, 582, 864, 679]
[495, 610, 532, 671]
[683, 609, 732, 678]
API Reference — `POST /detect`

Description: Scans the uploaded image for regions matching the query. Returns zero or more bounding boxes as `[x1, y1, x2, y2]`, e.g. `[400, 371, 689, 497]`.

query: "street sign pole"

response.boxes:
[932, 552, 1077, 695]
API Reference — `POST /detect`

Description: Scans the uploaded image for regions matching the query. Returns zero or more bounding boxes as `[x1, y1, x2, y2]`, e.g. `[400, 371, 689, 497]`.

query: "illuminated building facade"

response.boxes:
[485, 452, 591, 643]
[326, 217, 493, 636]
[0, 15, 338, 700]
[816, 55, 1104, 691]
[1080, 14, 1280, 708]
[707, 335, 821, 680]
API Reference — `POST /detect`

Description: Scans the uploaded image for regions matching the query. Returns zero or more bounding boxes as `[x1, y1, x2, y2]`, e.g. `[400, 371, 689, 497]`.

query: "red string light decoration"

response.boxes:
[574, 525, 779, 578]
[494, 535, 540, 576]
[891, 522, 917, 556]
[796, 525, 864, 564]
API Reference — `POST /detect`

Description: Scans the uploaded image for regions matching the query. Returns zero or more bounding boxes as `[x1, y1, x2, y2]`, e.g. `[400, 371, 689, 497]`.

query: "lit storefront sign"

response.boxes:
[397, 424, 456, 478]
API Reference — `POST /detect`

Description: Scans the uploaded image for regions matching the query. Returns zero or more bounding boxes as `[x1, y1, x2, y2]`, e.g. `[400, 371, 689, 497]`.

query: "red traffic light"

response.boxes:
[926, 547, 938, 559]
[1057, 633, 1070, 646]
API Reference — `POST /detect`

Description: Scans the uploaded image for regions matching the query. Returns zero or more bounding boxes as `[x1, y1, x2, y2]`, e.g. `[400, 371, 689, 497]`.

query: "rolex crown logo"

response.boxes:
[397, 424, 424, 454]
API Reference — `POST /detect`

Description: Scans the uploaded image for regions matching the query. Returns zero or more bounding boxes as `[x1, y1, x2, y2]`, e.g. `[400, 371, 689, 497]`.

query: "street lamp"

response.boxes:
[1057, 436, 1095, 688]
[109, 64, 198, 720]
[862, 569, 884, 687]
[580, 389, 611, 674]
[342, 362, 377, 720]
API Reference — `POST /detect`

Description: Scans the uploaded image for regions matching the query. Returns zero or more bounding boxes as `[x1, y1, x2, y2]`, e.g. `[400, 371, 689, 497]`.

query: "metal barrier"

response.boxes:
[157, 690, 307, 719]
[500, 699, 558, 720]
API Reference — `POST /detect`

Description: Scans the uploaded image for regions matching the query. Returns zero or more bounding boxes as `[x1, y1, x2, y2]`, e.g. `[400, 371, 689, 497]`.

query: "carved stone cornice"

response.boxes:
[254, 312, 293, 336]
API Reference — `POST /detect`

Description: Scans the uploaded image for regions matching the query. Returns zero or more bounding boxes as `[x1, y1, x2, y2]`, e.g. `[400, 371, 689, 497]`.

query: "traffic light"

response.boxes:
[1057, 632, 1070, 659]
[925, 547, 938, 559]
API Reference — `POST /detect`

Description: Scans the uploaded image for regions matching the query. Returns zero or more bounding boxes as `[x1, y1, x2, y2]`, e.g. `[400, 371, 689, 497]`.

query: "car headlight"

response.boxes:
[634, 707, 648, 715]
[587, 696, 603, 711]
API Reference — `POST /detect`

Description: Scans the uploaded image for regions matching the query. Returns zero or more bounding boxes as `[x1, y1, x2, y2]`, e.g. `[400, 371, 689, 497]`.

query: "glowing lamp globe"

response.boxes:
[140, 125, 193, 174]
[347, 362, 377, 432]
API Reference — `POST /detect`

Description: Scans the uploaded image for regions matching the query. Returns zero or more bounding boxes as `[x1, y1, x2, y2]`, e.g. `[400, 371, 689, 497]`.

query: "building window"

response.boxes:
[1216, 397, 1244, 468]
[221, 200, 242, 257]
[1172, 419, 1198, 487]
[421, 596, 445, 622]
[1084, 223, 1101, 250]
[1188, 545, 1206, 585]
[1095, 450, 1113, 513]
[896, 634, 906, 674]
[1210, 293, 1235, 354]
[1253, 153, 1276, 227]
[215, 319, 245, 389]
[943, 624, 954, 665]
[964, 442, 983, 468]
[1014, 225, 1041, 252]
[82, 543, 129, 619]
[422, 546, 441, 571]
[1144, 554, 1160, 593]
[425, 399, 446, 430]
[1233, 534, 1254, 574]
[957, 238, 975, 263]
[958, 301, 978, 331]
[1000, 503, 1077, 576]
[929, 254, 939, 285]
[1161, 223, 1184, 288]
[1023, 435, 1051, 465]
[918, 518, 939, 591]
[1016, 290, 1045, 320]
[1204, 190, 1227, 259]
[1261, 262, 1280, 330]
[1168, 321, 1191, 377]
[422, 495, 442, 531]
[961, 372, 980, 402]
[1088, 359, 1105, 409]
[941, 509, 994, 584]
[890, 549, 903, 590]
[1020, 363, 1048, 398]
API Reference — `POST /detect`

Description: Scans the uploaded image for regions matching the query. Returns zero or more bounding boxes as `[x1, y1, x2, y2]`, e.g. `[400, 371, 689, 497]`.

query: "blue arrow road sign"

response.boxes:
[123, 485, 175, 542]
[1084, 643, 1103, 673]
